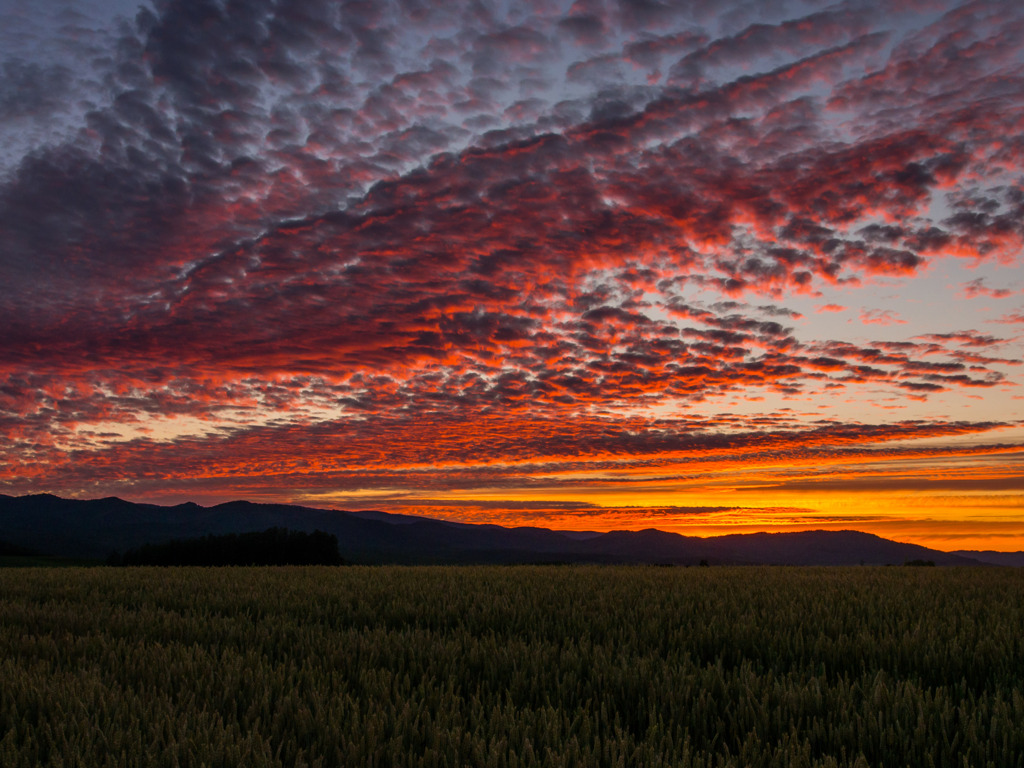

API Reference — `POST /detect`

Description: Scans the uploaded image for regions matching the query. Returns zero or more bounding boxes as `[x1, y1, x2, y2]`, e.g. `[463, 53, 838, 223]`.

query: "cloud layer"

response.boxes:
[1, 0, 1022, 545]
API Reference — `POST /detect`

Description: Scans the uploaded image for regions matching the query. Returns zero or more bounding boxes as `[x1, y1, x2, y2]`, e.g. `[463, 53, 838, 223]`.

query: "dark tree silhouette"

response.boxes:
[0, 539, 39, 557]
[109, 528, 344, 566]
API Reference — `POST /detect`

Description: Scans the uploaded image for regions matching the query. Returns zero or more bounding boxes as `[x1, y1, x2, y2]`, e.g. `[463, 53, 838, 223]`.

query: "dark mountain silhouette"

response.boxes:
[703, 530, 966, 566]
[950, 550, 1024, 567]
[0, 493, 993, 566]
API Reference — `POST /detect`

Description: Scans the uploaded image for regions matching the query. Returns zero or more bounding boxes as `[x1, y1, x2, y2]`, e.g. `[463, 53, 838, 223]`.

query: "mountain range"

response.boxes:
[1, 493, 1020, 566]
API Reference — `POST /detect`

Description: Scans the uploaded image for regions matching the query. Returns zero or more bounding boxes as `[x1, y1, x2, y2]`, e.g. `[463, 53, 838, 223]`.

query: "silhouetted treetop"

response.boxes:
[109, 528, 344, 566]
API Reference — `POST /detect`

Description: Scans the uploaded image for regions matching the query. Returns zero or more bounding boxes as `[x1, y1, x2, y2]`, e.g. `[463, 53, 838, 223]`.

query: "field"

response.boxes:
[1, 566, 1022, 767]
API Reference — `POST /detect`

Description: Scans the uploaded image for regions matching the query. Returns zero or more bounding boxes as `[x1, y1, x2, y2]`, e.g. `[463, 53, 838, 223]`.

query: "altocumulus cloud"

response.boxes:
[0, 0, 1022, 522]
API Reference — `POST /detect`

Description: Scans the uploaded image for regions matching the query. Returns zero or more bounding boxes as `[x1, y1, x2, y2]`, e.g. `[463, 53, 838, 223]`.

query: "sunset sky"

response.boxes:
[2, 0, 1023, 550]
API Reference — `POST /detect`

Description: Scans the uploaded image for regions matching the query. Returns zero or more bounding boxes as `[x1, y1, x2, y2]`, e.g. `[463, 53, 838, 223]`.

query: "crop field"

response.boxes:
[1, 566, 1022, 767]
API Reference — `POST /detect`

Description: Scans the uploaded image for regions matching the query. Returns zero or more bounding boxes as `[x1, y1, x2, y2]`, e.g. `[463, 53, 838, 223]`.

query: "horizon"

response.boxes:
[1, 0, 1023, 551]
[4, 491, 1020, 555]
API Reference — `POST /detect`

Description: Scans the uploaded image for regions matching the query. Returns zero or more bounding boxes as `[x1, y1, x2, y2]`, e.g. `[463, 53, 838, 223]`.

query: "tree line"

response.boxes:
[107, 527, 344, 566]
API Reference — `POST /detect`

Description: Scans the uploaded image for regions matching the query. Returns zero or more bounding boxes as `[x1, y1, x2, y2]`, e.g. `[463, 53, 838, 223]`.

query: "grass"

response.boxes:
[1, 565, 1022, 767]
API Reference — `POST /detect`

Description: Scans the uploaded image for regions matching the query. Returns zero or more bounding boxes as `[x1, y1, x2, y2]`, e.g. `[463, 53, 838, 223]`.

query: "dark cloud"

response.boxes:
[558, 14, 607, 47]
[624, 31, 707, 68]
[669, 8, 873, 84]
[614, 0, 682, 30]
[0, 59, 74, 119]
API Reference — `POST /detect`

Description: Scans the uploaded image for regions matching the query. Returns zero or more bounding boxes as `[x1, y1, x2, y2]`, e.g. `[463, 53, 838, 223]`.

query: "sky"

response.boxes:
[1, 0, 1023, 551]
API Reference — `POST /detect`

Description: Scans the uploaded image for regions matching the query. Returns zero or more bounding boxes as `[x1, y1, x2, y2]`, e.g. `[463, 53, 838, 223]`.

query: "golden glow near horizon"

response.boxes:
[288, 438, 1024, 550]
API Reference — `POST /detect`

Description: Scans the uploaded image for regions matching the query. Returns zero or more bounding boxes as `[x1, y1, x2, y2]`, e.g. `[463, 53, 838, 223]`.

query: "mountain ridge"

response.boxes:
[949, 550, 1024, 567]
[0, 494, 1006, 566]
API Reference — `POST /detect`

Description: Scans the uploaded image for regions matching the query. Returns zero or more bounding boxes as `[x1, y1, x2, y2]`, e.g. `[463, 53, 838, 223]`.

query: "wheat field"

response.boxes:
[1, 566, 1022, 767]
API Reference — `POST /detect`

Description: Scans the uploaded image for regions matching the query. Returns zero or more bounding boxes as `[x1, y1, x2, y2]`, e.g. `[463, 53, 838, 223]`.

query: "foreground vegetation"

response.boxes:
[1, 566, 1022, 767]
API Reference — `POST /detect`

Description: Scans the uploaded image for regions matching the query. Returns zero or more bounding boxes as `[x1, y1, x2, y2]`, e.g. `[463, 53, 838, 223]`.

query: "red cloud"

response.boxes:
[859, 309, 907, 326]
[962, 278, 1015, 299]
[1, 0, 1022, 512]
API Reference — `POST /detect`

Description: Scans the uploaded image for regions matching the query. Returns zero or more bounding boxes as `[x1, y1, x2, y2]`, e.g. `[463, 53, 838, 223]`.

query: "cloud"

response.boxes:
[0, 0, 1022, 519]
[916, 331, 1011, 347]
[1, 407, 1014, 495]
[994, 310, 1024, 324]
[962, 277, 1015, 299]
[859, 309, 908, 326]
[669, 8, 874, 84]
[0, 59, 74, 120]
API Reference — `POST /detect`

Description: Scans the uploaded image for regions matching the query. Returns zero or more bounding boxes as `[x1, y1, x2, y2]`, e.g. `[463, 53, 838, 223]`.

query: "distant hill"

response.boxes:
[0, 493, 992, 566]
[950, 550, 1024, 567]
